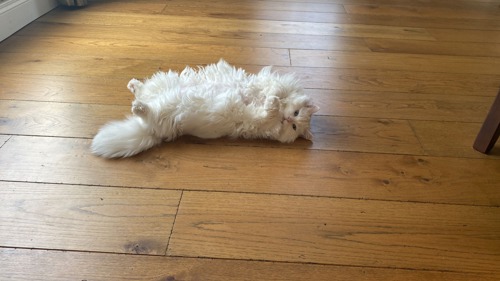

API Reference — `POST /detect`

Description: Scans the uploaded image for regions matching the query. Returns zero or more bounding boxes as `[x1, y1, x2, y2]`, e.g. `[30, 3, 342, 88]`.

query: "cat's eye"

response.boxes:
[292, 124, 297, 130]
[294, 110, 299, 116]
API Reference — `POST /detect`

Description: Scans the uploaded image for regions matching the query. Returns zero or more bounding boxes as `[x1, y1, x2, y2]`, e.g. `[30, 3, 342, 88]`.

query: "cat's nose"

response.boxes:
[287, 117, 293, 122]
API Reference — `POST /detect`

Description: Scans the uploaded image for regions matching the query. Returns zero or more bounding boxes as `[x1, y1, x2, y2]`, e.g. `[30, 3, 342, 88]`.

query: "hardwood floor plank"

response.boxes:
[338, 12, 500, 31]
[290, 49, 500, 75]
[0, 52, 188, 79]
[345, 4, 500, 20]
[429, 28, 500, 44]
[0, 74, 133, 105]
[308, 89, 493, 122]
[0, 182, 181, 254]
[310, 116, 422, 154]
[39, 11, 435, 40]
[0, 36, 291, 67]
[168, 191, 500, 273]
[0, 100, 129, 138]
[2, 52, 499, 96]
[71, 0, 167, 14]
[176, 116, 423, 155]
[0, 136, 498, 206]
[0, 74, 495, 123]
[164, 0, 347, 13]
[2, 76, 491, 123]
[217, 0, 500, 5]
[410, 120, 500, 159]
[2, 248, 495, 281]
[0, 100, 423, 154]
[163, 8, 342, 23]
[159, 0, 346, 22]
[365, 38, 500, 57]
[1, 0, 500, 277]
[87, 0, 500, 30]
[168, 8, 500, 32]
[17, 22, 371, 51]
[282, 67, 500, 96]
[0, 135, 10, 147]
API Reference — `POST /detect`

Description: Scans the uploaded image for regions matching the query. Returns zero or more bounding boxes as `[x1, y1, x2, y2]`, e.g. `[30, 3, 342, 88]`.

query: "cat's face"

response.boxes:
[256, 67, 319, 142]
[278, 96, 319, 143]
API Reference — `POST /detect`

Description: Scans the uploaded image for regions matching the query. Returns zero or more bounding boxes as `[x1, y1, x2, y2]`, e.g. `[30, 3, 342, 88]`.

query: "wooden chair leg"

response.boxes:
[473, 89, 500, 154]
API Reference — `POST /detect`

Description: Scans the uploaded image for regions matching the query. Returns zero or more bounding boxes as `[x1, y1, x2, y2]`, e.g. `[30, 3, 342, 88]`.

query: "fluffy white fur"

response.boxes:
[91, 59, 319, 158]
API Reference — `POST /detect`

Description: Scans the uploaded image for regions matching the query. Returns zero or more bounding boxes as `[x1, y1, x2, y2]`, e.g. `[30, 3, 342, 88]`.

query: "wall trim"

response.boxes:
[0, 0, 58, 42]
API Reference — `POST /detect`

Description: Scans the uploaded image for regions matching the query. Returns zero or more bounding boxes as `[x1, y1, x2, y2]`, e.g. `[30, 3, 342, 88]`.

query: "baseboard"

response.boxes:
[0, 0, 58, 42]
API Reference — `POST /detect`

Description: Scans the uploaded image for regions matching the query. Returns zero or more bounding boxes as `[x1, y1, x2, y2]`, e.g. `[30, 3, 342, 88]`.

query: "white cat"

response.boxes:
[91, 59, 319, 158]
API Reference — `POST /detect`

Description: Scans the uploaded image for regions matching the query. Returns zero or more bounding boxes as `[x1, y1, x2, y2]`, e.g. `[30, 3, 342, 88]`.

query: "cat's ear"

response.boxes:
[302, 129, 314, 141]
[307, 104, 320, 114]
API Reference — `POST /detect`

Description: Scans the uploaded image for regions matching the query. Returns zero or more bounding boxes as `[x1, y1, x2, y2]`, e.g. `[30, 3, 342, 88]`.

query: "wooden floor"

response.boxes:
[1, 0, 500, 280]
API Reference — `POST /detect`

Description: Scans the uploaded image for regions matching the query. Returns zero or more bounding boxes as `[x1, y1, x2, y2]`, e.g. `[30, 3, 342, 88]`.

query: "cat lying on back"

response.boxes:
[91, 59, 319, 158]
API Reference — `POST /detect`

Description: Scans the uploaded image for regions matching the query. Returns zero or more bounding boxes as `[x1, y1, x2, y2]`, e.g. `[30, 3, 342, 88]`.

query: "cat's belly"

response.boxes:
[186, 125, 234, 139]
[181, 116, 237, 139]
[175, 96, 246, 139]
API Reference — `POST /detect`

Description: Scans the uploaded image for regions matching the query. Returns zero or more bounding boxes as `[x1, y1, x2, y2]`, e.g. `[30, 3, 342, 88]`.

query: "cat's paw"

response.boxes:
[132, 100, 148, 117]
[265, 96, 280, 111]
[127, 78, 143, 95]
[265, 96, 280, 119]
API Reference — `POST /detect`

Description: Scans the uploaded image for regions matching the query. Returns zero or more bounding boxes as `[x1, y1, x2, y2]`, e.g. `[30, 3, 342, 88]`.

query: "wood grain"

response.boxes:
[174, 116, 423, 155]
[411, 120, 500, 159]
[70, 0, 167, 14]
[163, 0, 347, 14]
[3, 248, 496, 281]
[345, 4, 500, 20]
[365, 38, 500, 57]
[39, 11, 436, 40]
[0, 100, 129, 138]
[429, 28, 500, 44]
[290, 49, 500, 75]
[307, 89, 493, 122]
[0, 136, 498, 206]
[0, 36, 291, 66]
[310, 116, 423, 154]
[1, 0, 500, 278]
[0, 182, 181, 254]
[52, 0, 500, 30]
[1, 45, 499, 96]
[0, 75, 494, 123]
[0, 74, 133, 105]
[3, 52, 498, 96]
[17, 22, 371, 51]
[158, 1, 347, 23]
[168, 191, 500, 273]
[337, 12, 500, 31]
[163, 8, 343, 23]
[282, 67, 500, 96]
[0, 135, 10, 147]
[0, 100, 423, 154]
[0, 51, 191, 79]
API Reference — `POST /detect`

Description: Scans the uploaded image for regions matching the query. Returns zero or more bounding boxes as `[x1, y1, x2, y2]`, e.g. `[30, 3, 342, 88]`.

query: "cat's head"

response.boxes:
[256, 66, 319, 142]
[279, 95, 320, 143]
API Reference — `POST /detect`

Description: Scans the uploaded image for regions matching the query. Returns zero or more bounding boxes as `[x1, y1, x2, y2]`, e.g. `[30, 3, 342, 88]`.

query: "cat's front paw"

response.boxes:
[132, 100, 148, 117]
[127, 78, 143, 95]
[265, 96, 280, 119]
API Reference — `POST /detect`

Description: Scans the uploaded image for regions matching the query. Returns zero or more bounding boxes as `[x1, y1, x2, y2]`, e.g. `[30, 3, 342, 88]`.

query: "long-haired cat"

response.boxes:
[91, 59, 319, 158]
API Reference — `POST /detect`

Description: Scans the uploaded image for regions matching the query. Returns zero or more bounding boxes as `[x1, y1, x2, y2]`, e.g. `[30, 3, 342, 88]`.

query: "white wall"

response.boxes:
[0, 0, 58, 42]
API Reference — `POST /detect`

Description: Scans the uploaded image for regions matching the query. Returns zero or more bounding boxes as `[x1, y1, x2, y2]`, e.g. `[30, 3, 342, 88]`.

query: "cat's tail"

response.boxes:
[91, 116, 162, 158]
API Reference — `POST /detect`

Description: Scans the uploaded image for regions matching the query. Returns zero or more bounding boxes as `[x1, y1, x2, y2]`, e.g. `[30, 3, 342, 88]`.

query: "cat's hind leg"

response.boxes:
[127, 78, 143, 95]
[132, 100, 149, 118]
